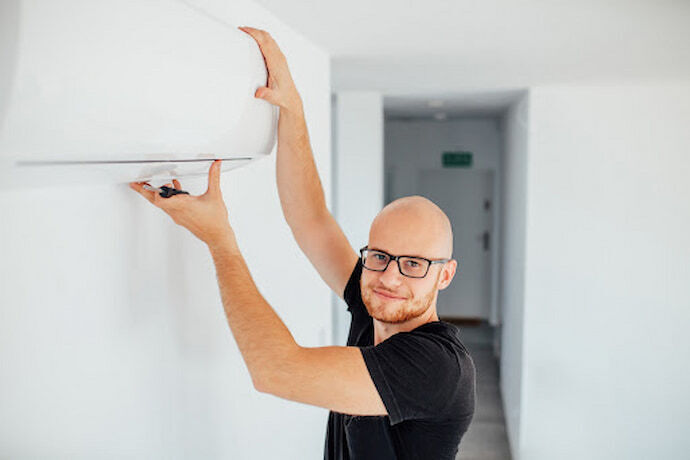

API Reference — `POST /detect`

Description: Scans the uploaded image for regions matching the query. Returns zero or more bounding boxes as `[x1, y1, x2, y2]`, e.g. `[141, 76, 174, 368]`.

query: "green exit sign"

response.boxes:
[442, 151, 473, 168]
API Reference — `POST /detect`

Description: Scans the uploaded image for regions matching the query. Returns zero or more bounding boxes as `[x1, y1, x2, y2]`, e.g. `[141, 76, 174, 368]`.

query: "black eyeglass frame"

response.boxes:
[359, 246, 451, 279]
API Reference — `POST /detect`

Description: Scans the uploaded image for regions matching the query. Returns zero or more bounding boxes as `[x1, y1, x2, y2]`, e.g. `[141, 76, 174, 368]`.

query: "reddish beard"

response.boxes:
[361, 274, 440, 324]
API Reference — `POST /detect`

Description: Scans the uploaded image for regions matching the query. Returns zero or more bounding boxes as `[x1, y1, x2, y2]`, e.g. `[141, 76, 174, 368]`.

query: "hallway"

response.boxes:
[451, 321, 512, 460]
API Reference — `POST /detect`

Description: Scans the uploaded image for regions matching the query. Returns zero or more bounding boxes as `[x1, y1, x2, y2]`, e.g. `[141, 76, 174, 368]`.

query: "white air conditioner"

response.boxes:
[0, 0, 277, 188]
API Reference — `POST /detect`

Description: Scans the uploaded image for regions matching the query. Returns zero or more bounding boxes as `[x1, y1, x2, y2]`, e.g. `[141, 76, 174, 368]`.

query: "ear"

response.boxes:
[437, 259, 457, 290]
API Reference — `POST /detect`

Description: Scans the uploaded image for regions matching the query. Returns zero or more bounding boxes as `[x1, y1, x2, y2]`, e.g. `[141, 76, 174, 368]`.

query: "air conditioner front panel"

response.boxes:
[0, 0, 277, 185]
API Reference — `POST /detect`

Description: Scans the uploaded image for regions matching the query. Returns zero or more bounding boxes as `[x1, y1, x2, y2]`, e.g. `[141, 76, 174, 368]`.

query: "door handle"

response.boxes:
[482, 231, 490, 251]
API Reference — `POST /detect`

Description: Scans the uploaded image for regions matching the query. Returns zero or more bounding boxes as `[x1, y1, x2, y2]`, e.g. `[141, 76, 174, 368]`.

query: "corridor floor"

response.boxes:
[451, 321, 512, 460]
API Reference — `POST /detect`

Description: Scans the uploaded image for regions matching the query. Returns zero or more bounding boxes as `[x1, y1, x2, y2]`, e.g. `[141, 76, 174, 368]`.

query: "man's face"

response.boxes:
[360, 252, 444, 324]
[360, 198, 456, 325]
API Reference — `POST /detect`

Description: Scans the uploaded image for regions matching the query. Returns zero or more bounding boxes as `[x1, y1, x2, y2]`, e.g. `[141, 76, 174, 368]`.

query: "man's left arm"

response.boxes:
[130, 162, 387, 417]
[210, 239, 386, 415]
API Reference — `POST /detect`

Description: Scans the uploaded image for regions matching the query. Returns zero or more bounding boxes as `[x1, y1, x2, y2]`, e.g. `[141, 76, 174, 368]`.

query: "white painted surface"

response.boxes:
[497, 94, 529, 457]
[418, 169, 493, 319]
[251, 0, 690, 91]
[385, 90, 525, 118]
[385, 118, 503, 325]
[0, 0, 277, 185]
[0, 0, 333, 458]
[331, 91, 383, 345]
[519, 84, 690, 459]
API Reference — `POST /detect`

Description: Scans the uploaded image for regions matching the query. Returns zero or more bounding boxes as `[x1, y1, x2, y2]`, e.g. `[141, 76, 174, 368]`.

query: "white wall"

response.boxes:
[0, 1, 333, 458]
[498, 94, 529, 456]
[331, 91, 384, 345]
[517, 84, 690, 459]
[384, 118, 503, 324]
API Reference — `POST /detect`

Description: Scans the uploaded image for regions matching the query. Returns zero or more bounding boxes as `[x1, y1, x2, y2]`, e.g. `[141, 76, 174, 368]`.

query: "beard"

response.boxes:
[360, 270, 441, 324]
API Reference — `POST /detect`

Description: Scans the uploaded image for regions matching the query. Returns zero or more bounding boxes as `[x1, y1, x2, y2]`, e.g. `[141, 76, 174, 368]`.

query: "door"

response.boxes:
[418, 169, 493, 320]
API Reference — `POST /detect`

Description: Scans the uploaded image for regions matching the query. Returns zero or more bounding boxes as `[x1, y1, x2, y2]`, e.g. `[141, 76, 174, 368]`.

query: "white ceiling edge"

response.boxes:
[253, 0, 690, 65]
[253, 0, 690, 117]
[333, 56, 690, 93]
[384, 89, 527, 120]
[335, 55, 689, 118]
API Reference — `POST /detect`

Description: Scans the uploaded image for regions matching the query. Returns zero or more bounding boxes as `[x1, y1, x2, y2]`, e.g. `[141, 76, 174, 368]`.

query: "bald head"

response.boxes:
[369, 195, 453, 259]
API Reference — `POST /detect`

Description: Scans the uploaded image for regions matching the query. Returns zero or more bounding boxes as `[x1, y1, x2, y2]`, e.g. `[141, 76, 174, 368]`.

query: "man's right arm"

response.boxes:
[239, 27, 358, 299]
[275, 106, 358, 299]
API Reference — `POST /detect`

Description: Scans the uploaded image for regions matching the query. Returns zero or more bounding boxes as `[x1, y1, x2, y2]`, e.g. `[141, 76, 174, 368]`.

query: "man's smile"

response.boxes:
[373, 289, 406, 300]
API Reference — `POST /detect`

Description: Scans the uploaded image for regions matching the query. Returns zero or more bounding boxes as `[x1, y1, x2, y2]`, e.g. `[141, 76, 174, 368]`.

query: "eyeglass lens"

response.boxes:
[362, 250, 429, 277]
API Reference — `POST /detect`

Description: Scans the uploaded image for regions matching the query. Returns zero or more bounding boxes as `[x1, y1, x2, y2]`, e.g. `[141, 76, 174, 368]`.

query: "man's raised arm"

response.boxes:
[239, 27, 357, 299]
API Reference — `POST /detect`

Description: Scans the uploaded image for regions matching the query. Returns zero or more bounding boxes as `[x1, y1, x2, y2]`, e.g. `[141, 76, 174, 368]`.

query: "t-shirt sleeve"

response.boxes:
[343, 258, 365, 314]
[360, 332, 462, 425]
[343, 259, 371, 322]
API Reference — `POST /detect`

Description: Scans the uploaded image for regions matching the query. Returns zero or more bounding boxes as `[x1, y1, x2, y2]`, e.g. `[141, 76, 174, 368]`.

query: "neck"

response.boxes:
[373, 305, 439, 345]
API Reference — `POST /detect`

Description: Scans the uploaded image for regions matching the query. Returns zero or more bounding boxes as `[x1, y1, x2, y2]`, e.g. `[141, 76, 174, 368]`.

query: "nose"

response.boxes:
[378, 258, 403, 287]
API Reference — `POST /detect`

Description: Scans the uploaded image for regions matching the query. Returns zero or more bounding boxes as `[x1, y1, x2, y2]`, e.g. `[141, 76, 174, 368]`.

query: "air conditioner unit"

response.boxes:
[0, 0, 277, 188]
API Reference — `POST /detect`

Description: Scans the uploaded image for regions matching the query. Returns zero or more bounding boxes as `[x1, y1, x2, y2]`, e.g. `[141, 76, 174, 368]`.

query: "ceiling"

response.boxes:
[254, 0, 690, 117]
[384, 90, 526, 119]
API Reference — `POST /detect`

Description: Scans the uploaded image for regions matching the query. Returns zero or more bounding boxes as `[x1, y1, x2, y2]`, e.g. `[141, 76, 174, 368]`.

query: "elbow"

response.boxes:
[251, 345, 302, 396]
[249, 363, 283, 396]
[251, 370, 273, 394]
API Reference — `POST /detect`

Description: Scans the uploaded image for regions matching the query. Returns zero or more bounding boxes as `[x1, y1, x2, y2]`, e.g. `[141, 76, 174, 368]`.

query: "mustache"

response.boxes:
[367, 285, 408, 299]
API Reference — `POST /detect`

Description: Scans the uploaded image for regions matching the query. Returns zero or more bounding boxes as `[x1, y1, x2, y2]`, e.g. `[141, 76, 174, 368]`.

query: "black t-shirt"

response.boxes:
[324, 259, 476, 460]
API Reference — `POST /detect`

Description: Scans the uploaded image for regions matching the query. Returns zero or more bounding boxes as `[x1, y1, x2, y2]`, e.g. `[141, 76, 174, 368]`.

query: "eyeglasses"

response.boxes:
[359, 246, 450, 279]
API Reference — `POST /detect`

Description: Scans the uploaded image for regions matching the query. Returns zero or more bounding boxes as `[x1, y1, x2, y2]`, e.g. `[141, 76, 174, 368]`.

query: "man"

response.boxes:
[130, 26, 475, 460]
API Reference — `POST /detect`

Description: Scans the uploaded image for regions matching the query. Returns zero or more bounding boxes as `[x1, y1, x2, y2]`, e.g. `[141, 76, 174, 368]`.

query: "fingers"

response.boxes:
[129, 181, 183, 208]
[173, 179, 181, 189]
[129, 182, 157, 204]
[154, 183, 176, 207]
[238, 26, 273, 49]
[238, 26, 303, 112]
[255, 86, 279, 105]
[238, 26, 287, 75]
[206, 160, 222, 196]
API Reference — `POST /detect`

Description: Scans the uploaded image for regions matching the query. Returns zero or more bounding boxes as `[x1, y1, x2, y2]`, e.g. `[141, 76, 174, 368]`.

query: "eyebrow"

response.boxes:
[368, 246, 427, 259]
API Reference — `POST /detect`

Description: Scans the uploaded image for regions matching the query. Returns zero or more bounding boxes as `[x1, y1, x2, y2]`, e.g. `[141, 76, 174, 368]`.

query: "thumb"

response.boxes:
[255, 86, 281, 106]
[206, 160, 222, 196]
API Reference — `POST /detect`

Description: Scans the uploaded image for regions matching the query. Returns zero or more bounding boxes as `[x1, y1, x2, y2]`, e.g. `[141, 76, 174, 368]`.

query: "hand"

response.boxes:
[129, 160, 236, 248]
[238, 26, 303, 114]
